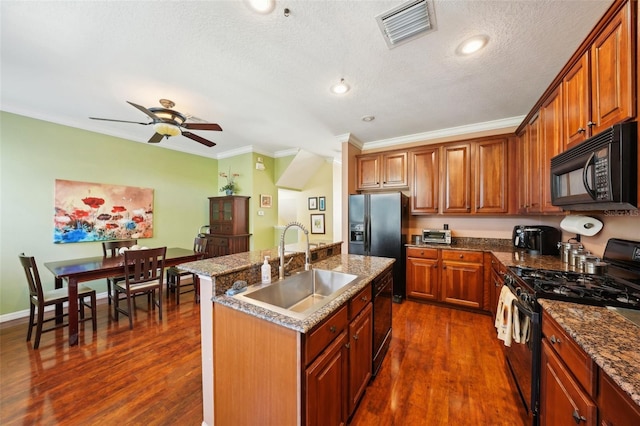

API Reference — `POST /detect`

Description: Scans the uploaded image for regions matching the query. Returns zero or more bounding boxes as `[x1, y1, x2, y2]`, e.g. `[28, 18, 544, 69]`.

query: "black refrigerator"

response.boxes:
[348, 192, 409, 302]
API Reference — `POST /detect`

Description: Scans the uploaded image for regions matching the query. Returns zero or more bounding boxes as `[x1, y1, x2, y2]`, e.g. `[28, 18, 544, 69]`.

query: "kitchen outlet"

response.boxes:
[257, 210, 264, 216]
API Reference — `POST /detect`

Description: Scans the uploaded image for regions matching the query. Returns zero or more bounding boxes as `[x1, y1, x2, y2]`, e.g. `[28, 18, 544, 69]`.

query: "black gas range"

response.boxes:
[506, 238, 640, 311]
[500, 238, 640, 426]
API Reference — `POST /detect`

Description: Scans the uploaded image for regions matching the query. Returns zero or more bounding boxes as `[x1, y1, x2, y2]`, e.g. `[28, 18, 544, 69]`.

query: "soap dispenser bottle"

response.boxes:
[261, 256, 271, 284]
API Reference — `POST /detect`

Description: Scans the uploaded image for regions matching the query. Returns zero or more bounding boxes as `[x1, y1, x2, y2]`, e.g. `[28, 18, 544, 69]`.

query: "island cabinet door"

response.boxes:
[348, 303, 373, 416]
[306, 330, 349, 426]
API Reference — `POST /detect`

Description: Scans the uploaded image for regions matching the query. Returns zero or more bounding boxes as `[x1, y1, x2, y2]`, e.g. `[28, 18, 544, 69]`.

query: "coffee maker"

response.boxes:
[513, 225, 561, 255]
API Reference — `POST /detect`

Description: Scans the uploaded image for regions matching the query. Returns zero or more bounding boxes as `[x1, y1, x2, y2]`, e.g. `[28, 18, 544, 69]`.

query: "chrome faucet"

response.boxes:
[279, 221, 311, 280]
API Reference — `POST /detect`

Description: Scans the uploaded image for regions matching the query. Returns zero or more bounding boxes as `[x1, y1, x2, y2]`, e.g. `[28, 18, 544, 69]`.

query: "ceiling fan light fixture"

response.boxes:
[153, 122, 181, 137]
[330, 78, 350, 95]
[245, 0, 276, 14]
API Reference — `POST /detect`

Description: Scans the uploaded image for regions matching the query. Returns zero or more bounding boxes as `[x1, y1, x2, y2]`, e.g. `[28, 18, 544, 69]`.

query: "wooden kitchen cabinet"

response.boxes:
[474, 137, 509, 214]
[410, 147, 439, 214]
[306, 330, 349, 426]
[207, 195, 250, 258]
[564, 1, 634, 149]
[442, 143, 472, 213]
[406, 247, 439, 301]
[356, 151, 408, 190]
[440, 250, 484, 309]
[598, 369, 640, 425]
[406, 248, 484, 310]
[540, 310, 598, 426]
[540, 86, 564, 213]
[347, 302, 372, 417]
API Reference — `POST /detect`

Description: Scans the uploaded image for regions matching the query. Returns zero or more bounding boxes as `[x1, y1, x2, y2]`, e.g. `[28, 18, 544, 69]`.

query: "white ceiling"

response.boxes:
[1, 0, 613, 160]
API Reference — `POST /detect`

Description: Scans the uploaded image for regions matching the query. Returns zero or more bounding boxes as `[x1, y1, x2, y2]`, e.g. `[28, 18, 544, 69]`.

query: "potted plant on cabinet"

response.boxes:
[219, 169, 239, 195]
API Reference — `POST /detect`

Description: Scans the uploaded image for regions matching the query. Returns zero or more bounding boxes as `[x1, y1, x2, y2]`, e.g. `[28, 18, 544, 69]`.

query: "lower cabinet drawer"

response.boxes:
[441, 249, 483, 263]
[349, 286, 372, 320]
[406, 247, 438, 259]
[542, 311, 596, 396]
[305, 305, 348, 365]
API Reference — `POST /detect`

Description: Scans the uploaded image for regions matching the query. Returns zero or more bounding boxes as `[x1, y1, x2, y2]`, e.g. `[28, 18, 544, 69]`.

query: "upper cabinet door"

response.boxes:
[474, 138, 508, 214]
[356, 155, 381, 190]
[563, 54, 591, 149]
[590, 1, 634, 135]
[442, 143, 471, 214]
[541, 87, 564, 213]
[410, 148, 439, 214]
[381, 152, 408, 188]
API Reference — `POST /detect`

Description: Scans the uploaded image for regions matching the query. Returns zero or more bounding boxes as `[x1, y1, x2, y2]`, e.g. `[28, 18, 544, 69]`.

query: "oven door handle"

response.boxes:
[512, 298, 539, 322]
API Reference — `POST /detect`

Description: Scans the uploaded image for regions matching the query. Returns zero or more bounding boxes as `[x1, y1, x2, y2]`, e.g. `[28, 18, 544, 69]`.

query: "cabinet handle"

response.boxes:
[329, 325, 337, 334]
[361, 296, 368, 302]
[577, 127, 586, 134]
[587, 121, 596, 128]
[459, 254, 464, 259]
[420, 251, 424, 255]
[353, 334, 359, 341]
[572, 410, 587, 424]
[433, 264, 438, 269]
[345, 343, 351, 349]
[550, 335, 561, 344]
[442, 265, 447, 270]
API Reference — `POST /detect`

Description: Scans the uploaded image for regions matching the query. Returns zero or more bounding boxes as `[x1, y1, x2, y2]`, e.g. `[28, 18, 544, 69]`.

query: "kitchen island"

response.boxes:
[178, 243, 394, 426]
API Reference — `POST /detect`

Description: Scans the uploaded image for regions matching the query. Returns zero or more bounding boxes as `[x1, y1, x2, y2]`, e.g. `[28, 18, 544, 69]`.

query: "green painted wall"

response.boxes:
[296, 160, 335, 243]
[0, 111, 218, 317]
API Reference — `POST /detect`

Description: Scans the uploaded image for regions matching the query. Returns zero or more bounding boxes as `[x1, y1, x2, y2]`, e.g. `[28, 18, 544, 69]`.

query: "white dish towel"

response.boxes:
[495, 285, 517, 347]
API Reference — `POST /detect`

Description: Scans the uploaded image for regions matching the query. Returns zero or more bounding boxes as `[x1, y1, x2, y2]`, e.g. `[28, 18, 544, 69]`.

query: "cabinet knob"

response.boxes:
[329, 325, 337, 334]
[420, 251, 424, 255]
[459, 254, 464, 259]
[361, 296, 368, 302]
[577, 127, 586, 133]
[550, 335, 561, 344]
[587, 121, 596, 127]
[345, 343, 351, 349]
[442, 265, 447, 270]
[433, 264, 438, 269]
[353, 334, 359, 341]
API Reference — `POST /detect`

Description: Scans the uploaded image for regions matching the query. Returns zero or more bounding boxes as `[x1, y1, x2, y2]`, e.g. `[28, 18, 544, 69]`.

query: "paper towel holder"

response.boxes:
[560, 215, 604, 241]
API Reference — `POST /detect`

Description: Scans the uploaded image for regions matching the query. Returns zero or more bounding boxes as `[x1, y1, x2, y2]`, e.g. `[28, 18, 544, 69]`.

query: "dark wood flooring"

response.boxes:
[0, 294, 526, 425]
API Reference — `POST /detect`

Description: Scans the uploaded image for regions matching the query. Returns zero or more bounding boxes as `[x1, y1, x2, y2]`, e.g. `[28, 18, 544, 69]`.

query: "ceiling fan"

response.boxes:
[89, 99, 222, 147]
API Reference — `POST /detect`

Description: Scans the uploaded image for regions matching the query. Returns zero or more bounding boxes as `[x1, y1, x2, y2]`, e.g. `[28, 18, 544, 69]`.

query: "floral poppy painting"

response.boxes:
[54, 179, 154, 244]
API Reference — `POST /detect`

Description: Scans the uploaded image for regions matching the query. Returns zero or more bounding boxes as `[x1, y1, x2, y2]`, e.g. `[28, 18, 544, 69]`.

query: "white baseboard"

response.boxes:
[0, 291, 109, 324]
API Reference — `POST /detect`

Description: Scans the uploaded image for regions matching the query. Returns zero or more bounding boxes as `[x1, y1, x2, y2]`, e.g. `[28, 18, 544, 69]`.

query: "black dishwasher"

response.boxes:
[372, 268, 392, 376]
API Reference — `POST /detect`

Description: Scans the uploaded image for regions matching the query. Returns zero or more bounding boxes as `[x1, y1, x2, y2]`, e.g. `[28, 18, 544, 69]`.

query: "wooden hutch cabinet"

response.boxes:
[206, 195, 250, 257]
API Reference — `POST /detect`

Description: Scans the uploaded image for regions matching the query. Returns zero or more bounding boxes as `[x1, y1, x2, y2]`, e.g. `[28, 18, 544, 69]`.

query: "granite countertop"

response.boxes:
[538, 299, 640, 407]
[211, 254, 394, 333]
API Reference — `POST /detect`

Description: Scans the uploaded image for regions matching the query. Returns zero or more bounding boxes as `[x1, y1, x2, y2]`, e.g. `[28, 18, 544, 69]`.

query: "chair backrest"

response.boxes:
[123, 247, 167, 287]
[18, 253, 44, 302]
[193, 237, 208, 257]
[102, 239, 138, 257]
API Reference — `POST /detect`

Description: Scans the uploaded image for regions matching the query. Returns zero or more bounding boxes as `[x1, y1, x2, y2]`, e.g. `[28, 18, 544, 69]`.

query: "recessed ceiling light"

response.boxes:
[362, 115, 375, 122]
[457, 35, 489, 55]
[330, 78, 350, 95]
[245, 0, 276, 14]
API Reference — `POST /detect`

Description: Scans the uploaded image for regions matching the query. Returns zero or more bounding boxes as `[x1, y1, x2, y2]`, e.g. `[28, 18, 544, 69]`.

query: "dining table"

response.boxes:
[44, 247, 201, 346]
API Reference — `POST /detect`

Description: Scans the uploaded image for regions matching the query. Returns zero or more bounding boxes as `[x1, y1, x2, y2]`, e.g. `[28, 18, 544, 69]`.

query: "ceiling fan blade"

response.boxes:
[127, 101, 159, 121]
[89, 117, 151, 125]
[183, 122, 223, 131]
[148, 133, 164, 143]
[182, 131, 216, 147]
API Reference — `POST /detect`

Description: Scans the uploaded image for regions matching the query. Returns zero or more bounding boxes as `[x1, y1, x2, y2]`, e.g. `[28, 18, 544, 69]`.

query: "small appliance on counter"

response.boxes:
[512, 225, 561, 255]
[422, 229, 452, 244]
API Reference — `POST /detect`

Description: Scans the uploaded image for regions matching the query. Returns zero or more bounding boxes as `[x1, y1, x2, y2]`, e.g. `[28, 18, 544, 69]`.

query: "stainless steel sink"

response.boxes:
[238, 269, 359, 315]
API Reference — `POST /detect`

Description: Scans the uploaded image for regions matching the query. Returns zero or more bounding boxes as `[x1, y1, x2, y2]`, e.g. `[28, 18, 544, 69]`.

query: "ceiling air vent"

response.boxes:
[376, 0, 436, 49]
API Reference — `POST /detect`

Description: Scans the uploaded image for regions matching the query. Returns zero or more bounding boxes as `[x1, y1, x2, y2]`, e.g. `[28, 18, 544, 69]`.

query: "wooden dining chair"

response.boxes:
[166, 237, 208, 304]
[102, 239, 138, 305]
[19, 253, 97, 349]
[113, 247, 166, 330]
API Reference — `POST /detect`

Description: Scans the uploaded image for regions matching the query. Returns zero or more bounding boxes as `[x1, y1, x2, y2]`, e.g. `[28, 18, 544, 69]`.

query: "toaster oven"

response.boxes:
[422, 229, 451, 244]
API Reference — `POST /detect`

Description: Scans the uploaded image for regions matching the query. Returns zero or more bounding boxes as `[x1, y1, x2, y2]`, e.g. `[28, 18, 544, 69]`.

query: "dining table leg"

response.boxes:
[54, 277, 64, 324]
[67, 277, 79, 346]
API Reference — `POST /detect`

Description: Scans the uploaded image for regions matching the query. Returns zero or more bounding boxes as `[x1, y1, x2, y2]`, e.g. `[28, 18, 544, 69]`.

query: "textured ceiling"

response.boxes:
[1, 0, 613, 160]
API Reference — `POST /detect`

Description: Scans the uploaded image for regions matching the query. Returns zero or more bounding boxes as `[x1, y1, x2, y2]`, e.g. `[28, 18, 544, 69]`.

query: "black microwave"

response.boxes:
[550, 122, 637, 211]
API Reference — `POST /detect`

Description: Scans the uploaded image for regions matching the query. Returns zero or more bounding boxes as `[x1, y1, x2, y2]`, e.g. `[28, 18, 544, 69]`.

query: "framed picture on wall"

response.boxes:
[310, 213, 325, 234]
[319, 196, 326, 211]
[308, 197, 318, 210]
[260, 194, 272, 208]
